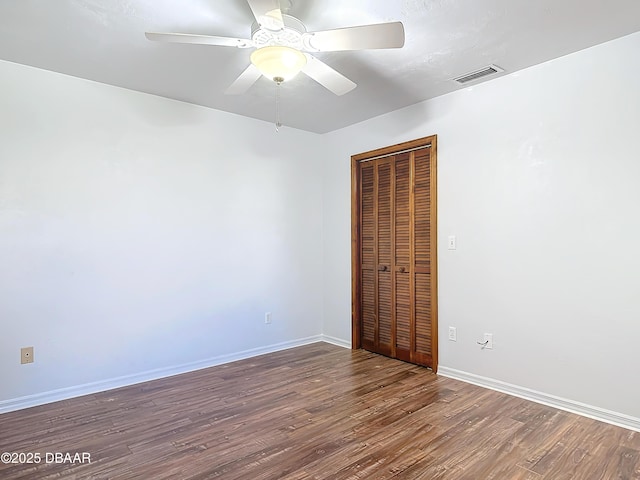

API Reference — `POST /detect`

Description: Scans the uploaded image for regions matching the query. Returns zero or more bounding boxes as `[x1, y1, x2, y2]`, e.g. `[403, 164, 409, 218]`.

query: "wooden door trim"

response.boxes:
[352, 137, 436, 163]
[351, 135, 438, 371]
[351, 155, 362, 349]
[430, 139, 439, 371]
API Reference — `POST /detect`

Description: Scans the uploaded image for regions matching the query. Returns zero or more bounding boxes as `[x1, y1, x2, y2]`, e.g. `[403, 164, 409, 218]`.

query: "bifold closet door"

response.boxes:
[394, 153, 411, 362]
[393, 148, 435, 366]
[360, 159, 393, 357]
[353, 137, 437, 371]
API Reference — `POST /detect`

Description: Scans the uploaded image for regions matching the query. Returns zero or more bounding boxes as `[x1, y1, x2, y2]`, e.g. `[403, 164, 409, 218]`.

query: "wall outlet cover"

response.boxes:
[21, 346, 34, 364]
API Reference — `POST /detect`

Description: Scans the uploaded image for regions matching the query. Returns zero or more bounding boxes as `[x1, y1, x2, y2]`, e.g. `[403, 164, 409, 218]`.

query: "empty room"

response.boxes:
[1, 0, 640, 478]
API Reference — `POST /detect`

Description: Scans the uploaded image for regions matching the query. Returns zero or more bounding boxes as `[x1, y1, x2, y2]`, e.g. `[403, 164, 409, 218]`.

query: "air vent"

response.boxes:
[453, 65, 504, 84]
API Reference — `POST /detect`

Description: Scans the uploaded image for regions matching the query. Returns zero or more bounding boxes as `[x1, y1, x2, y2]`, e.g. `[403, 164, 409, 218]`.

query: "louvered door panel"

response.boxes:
[360, 164, 376, 349]
[413, 150, 433, 365]
[415, 274, 432, 358]
[376, 162, 393, 355]
[394, 154, 411, 267]
[415, 150, 431, 270]
[394, 154, 411, 359]
[361, 270, 375, 346]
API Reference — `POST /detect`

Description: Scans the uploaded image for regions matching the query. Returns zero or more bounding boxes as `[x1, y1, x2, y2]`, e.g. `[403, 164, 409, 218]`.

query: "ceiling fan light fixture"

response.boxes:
[250, 45, 307, 82]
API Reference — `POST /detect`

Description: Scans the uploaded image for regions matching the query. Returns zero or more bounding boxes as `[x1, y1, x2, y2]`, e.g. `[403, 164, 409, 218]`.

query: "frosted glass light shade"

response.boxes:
[250, 46, 307, 82]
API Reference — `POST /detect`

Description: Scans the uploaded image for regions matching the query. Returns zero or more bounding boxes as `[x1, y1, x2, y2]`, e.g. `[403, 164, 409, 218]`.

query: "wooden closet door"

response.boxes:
[394, 152, 412, 362]
[352, 136, 438, 371]
[412, 147, 435, 367]
[359, 159, 393, 356]
[376, 159, 393, 356]
[360, 162, 376, 351]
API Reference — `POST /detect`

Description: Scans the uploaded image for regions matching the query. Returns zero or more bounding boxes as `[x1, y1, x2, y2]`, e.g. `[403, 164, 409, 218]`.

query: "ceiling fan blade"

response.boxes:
[225, 64, 263, 95]
[304, 22, 405, 52]
[301, 55, 356, 96]
[145, 32, 252, 48]
[246, 0, 284, 31]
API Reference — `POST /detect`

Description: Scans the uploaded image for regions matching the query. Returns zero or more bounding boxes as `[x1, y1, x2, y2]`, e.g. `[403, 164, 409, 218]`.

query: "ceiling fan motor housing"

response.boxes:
[251, 14, 309, 50]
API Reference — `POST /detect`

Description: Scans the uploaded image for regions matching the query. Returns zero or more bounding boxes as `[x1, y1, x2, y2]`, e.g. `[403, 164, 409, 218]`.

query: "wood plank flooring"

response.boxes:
[1, 342, 639, 479]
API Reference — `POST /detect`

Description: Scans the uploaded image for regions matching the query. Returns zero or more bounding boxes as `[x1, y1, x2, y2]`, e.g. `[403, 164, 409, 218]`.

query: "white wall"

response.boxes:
[0, 60, 324, 404]
[2, 30, 639, 424]
[322, 32, 640, 419]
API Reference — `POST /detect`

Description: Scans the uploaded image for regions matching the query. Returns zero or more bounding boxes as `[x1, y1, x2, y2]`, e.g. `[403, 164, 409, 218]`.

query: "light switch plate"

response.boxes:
[448, 327, 457, 341]
[448, 235, 457, 250]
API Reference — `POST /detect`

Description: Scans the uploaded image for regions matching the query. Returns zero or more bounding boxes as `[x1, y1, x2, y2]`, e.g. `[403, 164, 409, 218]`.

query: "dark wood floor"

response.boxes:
[1, 343, 639, 479]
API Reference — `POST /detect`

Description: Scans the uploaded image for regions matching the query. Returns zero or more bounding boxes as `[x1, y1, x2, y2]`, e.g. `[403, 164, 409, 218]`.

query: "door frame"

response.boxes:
[350, 135, 438, 370]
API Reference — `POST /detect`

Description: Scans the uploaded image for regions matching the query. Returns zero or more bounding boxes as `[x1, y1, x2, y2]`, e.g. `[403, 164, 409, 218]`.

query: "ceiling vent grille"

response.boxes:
[453, 65, 504, 84]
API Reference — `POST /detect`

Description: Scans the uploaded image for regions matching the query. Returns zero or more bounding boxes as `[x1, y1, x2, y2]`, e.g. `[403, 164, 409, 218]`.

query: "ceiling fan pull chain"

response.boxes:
[275, 78, 283, 132]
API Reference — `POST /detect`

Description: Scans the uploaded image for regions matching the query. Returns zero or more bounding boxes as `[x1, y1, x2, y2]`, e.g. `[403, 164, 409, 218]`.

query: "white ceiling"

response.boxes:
[1, 0, 640, 133]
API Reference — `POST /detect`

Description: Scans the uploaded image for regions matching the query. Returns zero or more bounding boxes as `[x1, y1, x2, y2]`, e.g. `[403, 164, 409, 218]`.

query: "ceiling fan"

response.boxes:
[145, 0, 405, 96]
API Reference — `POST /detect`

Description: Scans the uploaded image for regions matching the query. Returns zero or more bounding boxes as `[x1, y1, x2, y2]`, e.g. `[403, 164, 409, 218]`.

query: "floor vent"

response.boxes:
[453, 65, 504, 84]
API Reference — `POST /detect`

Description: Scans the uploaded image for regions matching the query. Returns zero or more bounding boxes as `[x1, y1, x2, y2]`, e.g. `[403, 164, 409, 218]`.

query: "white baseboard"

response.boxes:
[21, 338, 635, 434]
[438, 366, 640, 433]
[320, 334, 351, 349]
[0, 335, 324, 415]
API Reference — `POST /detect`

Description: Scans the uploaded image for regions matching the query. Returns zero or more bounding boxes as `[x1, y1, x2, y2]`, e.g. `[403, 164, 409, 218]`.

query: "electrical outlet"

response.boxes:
[21, 346, 34, 364]
[484, 333, 493, 350]
[265, 312, 272, 324]
[448, 326, 457, 341]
